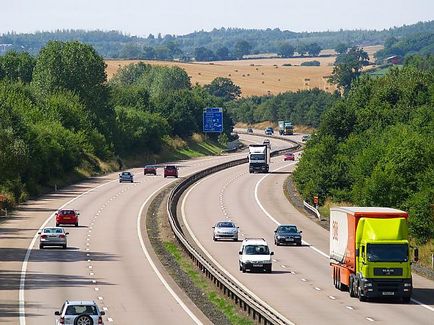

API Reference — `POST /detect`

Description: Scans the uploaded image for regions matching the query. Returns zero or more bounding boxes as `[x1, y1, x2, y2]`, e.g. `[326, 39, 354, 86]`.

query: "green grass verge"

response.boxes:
[163, 242, 253, 325]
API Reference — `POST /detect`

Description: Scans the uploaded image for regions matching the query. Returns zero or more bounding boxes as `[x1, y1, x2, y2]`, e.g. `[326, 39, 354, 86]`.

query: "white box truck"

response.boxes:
[248, 145, 269, 173]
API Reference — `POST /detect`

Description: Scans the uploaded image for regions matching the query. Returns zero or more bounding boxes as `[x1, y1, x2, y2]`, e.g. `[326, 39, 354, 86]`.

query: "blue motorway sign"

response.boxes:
[203, 107, 223, 133]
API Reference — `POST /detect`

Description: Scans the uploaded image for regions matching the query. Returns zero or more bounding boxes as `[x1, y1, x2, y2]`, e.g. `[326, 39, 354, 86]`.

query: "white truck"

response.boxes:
[248, 144, 269, 173]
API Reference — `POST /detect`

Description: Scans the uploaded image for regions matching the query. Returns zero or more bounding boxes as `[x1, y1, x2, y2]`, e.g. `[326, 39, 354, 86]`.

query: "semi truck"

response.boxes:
[278, 120, 294, 135]
[248, 145, 269, 173]
[330, 207, 418, 302]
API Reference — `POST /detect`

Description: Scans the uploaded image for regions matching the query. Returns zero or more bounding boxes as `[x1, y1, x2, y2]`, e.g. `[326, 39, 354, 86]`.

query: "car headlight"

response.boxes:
[277, 236, 284, 239]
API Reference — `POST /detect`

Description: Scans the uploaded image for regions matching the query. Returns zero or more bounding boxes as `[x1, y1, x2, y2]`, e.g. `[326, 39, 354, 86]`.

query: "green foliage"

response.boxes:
[376, 33, 434, 62]
[278, 42, 295, 58]
[234, 40, 252, 59]
[294, 64, 434, 243]
[204, 77, 241, 101]
[31, 41, 115, 138]
[335, 43, 349, 54]
[0, 51, 35, 83]
[329, 46, 369, 93]
[228, 89, 337, 127]
[301, 60, 320, 66]
[194, 47, 216, 61]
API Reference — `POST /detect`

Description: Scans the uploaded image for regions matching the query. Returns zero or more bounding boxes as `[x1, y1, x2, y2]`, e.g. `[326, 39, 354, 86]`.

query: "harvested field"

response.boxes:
[105, 45, 382, 97]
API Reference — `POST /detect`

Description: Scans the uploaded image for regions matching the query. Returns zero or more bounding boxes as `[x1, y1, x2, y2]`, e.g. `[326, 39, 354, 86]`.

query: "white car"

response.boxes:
[239, 238, 274, 273]
[55, 300, 105, 325]
[212, 221, 239, 241]
[38, 227, 68, 249]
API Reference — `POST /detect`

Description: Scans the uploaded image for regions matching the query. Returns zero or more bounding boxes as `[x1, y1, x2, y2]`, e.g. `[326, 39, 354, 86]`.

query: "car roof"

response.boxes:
[242, 238, 268, 245]
[65, 300, 97, 305]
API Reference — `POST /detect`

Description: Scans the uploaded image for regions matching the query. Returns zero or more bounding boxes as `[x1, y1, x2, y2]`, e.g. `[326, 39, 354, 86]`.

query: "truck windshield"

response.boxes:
[367, 244, 408, 262]
[250, 154, 265, 161]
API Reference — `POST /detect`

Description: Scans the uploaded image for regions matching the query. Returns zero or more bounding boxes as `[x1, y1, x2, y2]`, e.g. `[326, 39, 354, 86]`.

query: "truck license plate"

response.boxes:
[382, 292, 395, 296]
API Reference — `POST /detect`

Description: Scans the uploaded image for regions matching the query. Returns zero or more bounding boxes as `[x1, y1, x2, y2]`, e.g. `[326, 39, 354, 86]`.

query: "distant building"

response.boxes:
[385, 55, 402, 65]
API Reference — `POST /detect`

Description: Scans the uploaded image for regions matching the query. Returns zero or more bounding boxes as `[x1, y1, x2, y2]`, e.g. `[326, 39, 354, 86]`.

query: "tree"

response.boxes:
[306, 43, 322, 57]
[143, 46, 156, 59]
[296, 43, 308, 56]
[329, 46, 369, 93]
[278, 42, 295, 58]
[335, 43, 349, 54]
[194, 47, 216, 61]
[234, 40, 252, 59]
[204, 77, 241, 101]
[216, 47, 230, 60]
[0, 51, 35, 83]
[120, 44, 143, 59]
[31, 41, 114, 138]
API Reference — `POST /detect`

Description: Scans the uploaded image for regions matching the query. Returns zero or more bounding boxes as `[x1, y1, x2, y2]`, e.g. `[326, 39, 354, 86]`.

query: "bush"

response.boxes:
[301, 60, 320, 66]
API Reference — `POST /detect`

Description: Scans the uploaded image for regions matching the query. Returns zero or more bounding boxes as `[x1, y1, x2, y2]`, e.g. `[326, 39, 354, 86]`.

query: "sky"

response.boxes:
[2, 0, 434, 36]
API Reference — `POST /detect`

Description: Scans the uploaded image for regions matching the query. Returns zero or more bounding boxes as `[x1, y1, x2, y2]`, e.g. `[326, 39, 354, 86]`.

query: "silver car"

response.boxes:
[55, 300, 105, 325]
[38, 227, 68, 249]
[212, 221, 239, 241]
[119, 171, 134, 183]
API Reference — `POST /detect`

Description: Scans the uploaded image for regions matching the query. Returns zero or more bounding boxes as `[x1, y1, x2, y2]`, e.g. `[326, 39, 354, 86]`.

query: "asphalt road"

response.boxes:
[181, 135, 434, 325]
[0, 136, 273, 325]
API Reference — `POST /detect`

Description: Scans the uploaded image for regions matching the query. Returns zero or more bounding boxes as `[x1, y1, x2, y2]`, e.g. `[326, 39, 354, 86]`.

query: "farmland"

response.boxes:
[105, 45, 382, 97]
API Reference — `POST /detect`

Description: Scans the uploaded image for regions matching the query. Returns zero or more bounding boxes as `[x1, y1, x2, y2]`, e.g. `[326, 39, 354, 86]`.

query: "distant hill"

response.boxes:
[1, 20, 434, 59]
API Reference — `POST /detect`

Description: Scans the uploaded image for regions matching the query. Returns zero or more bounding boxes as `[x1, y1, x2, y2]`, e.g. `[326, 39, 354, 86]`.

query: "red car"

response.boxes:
[55, 209, 79, 227]
[283, 153, 295, 161]
[164, 165, 178, 178]
[144, 165, 157, 175]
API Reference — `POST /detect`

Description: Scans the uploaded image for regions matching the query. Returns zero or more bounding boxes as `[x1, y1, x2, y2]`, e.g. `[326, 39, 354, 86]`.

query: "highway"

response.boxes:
[180, 135, 434, 324]
[0, 135, 270, 325]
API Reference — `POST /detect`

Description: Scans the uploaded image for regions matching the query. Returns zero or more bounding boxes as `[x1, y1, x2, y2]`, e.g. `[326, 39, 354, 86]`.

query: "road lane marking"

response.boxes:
[329, 296, 336, 300]
[254, 162, 434, 312]
[346, 306, 354, 310]
[366, 317, 375, 322]
[182, 177, 295, 325]
[19, 177, 119, 325]
[314, 287, 321, 291]
[253, 162, 329, 259]
[137, 186, 203, 325]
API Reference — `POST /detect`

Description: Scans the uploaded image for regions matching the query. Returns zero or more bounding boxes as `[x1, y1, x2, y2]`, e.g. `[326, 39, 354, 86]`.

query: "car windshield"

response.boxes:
[43, 228, 63, 234]
[244, 245, 270, 255]
[278, 226, 298, 233]
[122, 172, 130, 175]
[145, 165, 154, 168]
[217, 222, 235, 228]
[65, 305, 97, 315]
[60, 210, 74, 215]
[166, 166, 176, 170]
[367, 244, 408, 262]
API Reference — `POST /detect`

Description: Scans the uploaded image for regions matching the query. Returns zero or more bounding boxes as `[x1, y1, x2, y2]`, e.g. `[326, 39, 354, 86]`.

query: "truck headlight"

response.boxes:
[404, 283, 412, 287]
[364, 282, 373, 287]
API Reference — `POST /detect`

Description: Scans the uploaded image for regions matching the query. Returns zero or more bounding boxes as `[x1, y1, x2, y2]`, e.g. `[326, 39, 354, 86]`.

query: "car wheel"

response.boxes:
[242, 265, 246, 273]
[275, 239, 280, 246]
[213, 236, 216, 241]
[56, 223, 59, 227]
[63, 244, 67, 249]
[267, 265, 272, 273]
[297, 242, 302, 246]
[74, 314, 93, 325]
[39, 244, 43, 249]
[75, 223, 78, 227]
[233, 237, 238, 242]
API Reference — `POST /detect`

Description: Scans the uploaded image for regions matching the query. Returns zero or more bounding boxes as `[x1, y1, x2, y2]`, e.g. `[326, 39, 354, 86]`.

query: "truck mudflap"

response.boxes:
[358, 277, 412, 300]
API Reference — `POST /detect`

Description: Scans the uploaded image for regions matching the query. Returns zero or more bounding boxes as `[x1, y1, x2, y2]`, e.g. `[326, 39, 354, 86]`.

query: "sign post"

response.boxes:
[203, 107, 223, 133]
[313, 195, 319, 209]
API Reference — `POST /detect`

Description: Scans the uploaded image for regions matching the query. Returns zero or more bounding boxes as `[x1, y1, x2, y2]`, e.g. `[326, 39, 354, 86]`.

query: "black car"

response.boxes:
[274, 224, 302, 246]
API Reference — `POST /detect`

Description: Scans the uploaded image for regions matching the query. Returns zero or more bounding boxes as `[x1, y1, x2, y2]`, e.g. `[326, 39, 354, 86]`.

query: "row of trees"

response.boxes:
[294, 58, 434, 243]
[0, 41, 235, 206]
[375, 32, 434, 62]
[3, 20, 434, 59]
[227, 89, 338, 128]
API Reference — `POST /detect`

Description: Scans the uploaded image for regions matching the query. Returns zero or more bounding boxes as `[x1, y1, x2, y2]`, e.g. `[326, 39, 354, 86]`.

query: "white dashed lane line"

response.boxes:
[366, 317, 375, 322]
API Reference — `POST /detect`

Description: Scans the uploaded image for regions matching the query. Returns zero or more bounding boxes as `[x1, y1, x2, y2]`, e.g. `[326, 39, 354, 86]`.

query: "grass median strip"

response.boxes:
[146, 185, 252, 325]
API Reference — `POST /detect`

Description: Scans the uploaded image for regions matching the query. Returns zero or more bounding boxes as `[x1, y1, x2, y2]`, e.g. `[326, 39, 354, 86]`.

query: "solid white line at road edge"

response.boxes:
[254, 162, 329, 259]
[19, 178, 118, 325]
[137, 187, 203, 325]
[181, 175, 295, 325]
[254, 162, 434, 312]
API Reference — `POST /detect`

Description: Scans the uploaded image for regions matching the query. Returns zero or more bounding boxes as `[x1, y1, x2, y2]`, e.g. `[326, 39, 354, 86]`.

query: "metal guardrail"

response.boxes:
[166, 142, 300, 325]
[303, 201, 321, 221]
